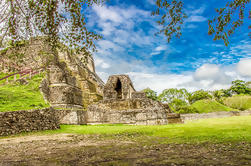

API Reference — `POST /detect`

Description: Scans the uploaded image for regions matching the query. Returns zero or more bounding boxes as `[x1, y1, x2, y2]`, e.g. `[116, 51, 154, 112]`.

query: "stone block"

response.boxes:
[54, 109, 87, 125]
[131, 92, 146, 99]
[49, 85, 83, 106]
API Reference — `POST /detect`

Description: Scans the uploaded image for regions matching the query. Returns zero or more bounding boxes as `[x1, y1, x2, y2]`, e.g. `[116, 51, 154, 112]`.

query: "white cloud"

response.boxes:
[128, 72, 193, 93]
[150, 45, 177, 57]
[155, 45, 167, 51]
[187, 6, 206, 15]
[237, 59, 251, 77]
[186, 24, 198, 29]
[229, 40, 251, 58]
[95, 55, 251, 94]
[147, 0, 156, 5]
[93, 5, 123, 23]
[89, 4, 250, 94]
[97, 40, 124, 52]
[187, 16, 207, 22]
[194, 64, 220, 80]
[185, 6, 207, 23]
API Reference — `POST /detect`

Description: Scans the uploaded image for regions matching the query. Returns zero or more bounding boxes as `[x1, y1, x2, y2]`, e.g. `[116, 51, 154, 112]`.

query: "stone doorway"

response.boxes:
[115, 79, 122, 99]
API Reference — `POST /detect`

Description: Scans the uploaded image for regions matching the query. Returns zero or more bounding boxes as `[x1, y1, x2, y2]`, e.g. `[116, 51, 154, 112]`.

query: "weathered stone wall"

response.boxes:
[180, 110, 251, 123]
[87, 98, 169, 125]
[54, 109, 87, 125]
[1, 38, 104, 109]
[0, 108, 59, 136]
[87, 107, 168, 125]
[45, 63, 84, 109]
[131, 92, 146, 99]
[58, 46, 104, 108]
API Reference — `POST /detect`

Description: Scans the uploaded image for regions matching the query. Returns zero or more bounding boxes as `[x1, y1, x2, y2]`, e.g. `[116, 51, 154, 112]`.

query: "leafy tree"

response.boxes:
[158, 88, 193, 113]
[151, 0, 187, 43]
[222, 89, 233, 97]
[152, 0, 250, 46]
[142, 88, 158, 101]
[188, 90, 212, 104]
[229, 80, 251, 95]
[212, 89, 232, 103]
[213, 90, 225, 102]
[162, 97, 199, 114]
[158, 88, 190, 103]
[168, 98, 187, 111]
[0, 0, 104, 65]
[208, 0, 250, 46]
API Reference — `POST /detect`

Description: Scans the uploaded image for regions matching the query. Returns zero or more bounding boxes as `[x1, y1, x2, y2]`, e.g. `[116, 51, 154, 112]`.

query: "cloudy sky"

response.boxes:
[86, 0, 251, 94]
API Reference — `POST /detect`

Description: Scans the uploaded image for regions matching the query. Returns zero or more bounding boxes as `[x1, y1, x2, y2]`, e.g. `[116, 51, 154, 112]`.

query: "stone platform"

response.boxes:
[87, 98, 169, 125]
[86, 75, 177, 125]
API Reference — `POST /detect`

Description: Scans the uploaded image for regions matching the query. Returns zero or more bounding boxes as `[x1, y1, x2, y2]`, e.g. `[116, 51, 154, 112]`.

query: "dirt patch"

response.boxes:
[0, 134, 251, 166]
[0, 134, 74, 145]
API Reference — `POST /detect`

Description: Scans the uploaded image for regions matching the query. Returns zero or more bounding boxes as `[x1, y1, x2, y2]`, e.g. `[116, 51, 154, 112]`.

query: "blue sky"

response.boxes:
[86, 0, 251, 93]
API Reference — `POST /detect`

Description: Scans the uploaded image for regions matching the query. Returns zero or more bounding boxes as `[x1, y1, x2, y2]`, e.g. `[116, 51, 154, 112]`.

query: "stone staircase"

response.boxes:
[58, 51, 104, 108]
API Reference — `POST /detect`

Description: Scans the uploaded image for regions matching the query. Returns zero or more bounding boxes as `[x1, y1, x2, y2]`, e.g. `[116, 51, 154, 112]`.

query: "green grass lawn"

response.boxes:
[5, 116, 251, 143]
[191, 99, 237, 113]
[0, 74, 49, 112]
[224, 95, 251, 111]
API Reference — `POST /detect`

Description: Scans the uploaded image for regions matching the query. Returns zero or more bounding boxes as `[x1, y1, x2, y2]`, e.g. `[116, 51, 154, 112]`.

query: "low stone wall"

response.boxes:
[180, 110, 251, 123]
[0, 108, 60, 136]
[87, 107, 168, 125]
[0, 108, 90, 136]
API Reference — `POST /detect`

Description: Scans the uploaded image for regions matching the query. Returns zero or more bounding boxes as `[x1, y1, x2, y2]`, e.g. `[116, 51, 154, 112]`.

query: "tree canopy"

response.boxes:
[1, 0, 249, 55]
[142, 88, 158, 101]
[0, 0, 104, 63]
[230, 80, 251, 95]
[152, 0, 250, 46]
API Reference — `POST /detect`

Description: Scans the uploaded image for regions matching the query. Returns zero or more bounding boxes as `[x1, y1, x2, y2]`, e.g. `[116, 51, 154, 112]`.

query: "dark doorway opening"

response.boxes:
[115, 79, 122, 99]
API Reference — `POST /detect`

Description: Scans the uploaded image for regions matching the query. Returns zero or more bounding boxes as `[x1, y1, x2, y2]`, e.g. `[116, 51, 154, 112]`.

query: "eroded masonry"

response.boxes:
[87, 75, 175, 125]
[0, 38, 104, 109]
[0, 38, 182, 132]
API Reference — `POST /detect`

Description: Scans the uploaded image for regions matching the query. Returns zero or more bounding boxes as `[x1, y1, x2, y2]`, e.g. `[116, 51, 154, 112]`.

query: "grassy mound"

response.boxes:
[191, 99, 237, 113]
[223, 95, 251, 111]
[0, 74, 49, 112]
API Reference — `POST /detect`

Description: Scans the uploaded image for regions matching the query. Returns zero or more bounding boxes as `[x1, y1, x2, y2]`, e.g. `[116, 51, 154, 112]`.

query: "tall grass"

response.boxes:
[224, 95, 251, 110]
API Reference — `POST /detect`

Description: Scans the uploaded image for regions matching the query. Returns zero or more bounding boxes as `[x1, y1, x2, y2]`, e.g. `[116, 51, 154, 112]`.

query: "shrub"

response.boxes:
[176, 105, 199, 114]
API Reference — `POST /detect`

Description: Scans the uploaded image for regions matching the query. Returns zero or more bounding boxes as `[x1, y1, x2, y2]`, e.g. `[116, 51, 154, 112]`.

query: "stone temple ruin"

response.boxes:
[0, 38, 182, 128]
[87, 75, 174, 125]
[0, 37, 104, 109]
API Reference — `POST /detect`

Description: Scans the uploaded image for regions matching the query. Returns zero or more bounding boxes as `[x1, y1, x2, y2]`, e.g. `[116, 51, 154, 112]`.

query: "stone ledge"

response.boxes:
[180, 110, 251, 123]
